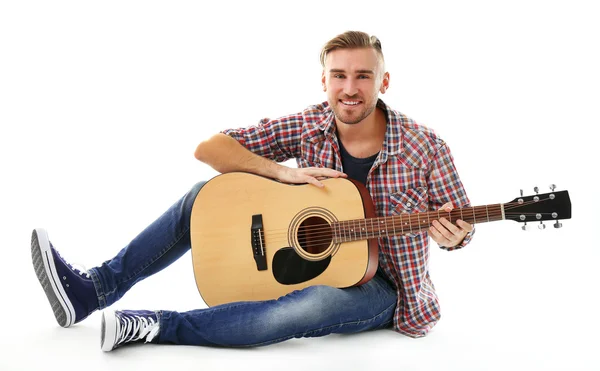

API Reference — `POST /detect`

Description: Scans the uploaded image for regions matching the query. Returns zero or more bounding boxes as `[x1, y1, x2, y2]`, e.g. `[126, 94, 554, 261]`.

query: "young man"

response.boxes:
[31, 31, 474, 351]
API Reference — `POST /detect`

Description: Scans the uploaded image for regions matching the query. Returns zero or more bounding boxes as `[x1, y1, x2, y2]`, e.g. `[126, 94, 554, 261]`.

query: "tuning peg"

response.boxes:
[534, 186, 539, 194]
[521, 222, 529, 231]
[554, 221, 563, 228]
[520, 189, 524, 197]
[538, 222, 546, 230]
[549, 184, 556, 192]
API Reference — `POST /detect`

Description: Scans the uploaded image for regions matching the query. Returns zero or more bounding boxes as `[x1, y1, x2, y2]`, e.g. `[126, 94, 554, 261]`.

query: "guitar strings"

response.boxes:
[255, 198, 546, 239]
[243, 198, 559, 246]
[257, 212, 558, 245]
[257, 211, 551, 244]
[255, 211, 562, 248]
[253, 198, 551, 242]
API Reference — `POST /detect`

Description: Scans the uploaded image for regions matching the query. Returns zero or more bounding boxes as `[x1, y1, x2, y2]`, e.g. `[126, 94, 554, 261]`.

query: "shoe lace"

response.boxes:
[116, 313, 160, 346]
[69, 262, 91, 279]
[54, 248, 91, 278]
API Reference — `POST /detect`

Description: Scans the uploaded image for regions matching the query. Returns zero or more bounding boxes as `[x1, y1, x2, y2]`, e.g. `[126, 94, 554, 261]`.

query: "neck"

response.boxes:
[336, 107, 387, 158]
[337, 106, 386, 141]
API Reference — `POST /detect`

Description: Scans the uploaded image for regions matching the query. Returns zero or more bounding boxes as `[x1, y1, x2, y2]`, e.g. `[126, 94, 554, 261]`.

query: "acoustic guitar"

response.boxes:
[190, 172, 571, 307]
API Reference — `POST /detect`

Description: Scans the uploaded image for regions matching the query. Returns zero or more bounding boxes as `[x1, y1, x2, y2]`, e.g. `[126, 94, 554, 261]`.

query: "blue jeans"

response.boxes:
[88, 182, 397, 347]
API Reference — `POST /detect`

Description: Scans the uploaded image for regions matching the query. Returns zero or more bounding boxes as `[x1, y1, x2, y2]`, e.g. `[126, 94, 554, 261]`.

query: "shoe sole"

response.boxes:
[101, 310, 118, 352]
[31, 228, 76, 327]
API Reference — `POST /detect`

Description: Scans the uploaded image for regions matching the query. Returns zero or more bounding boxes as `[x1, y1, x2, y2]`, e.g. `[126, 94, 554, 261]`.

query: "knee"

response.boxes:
[189, 181, 207, 198]
[287, 285, 344, 310]
[181, 181, 207, 212]
[302, 285, 339, 300]
[270, 286, 344, 326]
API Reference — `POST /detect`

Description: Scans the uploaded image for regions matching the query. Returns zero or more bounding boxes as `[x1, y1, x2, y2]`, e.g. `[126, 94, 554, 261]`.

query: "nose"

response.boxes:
[343, 77, 358, 97]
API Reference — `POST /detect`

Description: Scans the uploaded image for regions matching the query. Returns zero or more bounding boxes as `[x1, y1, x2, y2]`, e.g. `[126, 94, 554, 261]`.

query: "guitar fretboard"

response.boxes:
[332, 204, 504, 243]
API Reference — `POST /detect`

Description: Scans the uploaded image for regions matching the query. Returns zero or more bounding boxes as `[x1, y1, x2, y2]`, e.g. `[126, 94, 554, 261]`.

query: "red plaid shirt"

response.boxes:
[222, 99, 474, 337]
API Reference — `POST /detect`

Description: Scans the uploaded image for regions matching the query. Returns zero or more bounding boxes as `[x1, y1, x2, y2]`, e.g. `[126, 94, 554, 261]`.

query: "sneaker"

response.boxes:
[101, 310, 160, 352]
[31, 228, 99, 327]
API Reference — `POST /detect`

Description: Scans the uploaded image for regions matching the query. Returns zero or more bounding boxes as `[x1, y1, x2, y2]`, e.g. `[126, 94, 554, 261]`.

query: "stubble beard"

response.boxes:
[332, 98, 378, 125]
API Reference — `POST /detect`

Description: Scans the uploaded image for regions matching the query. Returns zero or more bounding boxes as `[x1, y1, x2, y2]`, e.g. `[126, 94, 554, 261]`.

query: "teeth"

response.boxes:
[342, 101, 359, 105]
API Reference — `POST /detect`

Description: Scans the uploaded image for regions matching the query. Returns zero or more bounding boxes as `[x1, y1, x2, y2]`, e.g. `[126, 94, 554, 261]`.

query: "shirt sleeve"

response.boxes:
[427, 139, 475, 251]
[220, 113, 304, 162]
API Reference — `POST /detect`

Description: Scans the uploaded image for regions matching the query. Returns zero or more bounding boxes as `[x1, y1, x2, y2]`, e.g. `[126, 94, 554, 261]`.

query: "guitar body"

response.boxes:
[190, 172, 379, 307]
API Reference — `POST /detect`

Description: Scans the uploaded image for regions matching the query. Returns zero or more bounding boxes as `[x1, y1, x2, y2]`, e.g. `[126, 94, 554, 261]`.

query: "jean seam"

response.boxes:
[88, 268, 107, 309]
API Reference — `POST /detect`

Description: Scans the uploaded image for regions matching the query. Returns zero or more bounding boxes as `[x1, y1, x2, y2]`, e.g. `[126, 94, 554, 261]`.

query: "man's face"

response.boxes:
[322, 48, 389, 126]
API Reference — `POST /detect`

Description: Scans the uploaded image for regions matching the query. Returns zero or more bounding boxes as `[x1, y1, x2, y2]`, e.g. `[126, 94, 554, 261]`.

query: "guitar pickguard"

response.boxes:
[272, 247, 331, 285]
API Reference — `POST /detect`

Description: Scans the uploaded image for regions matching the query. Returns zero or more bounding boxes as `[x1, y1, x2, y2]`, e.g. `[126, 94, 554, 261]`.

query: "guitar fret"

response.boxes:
[347, 220, 351, 241]
[485, 205, 490, 222]
[345, 220, 350, 242]
[373, 218, 378, 238]
[360, 219, 364, 239]
[359, 219, 363, 239]
[472, 207, 477, 224]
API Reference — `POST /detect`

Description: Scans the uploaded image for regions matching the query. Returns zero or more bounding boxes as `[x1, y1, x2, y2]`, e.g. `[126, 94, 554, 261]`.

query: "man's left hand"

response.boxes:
[428, 202, 474, 248]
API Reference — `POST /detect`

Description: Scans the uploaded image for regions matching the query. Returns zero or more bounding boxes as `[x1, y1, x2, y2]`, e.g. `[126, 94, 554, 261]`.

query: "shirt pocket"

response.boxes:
[389, 187, 429, 237]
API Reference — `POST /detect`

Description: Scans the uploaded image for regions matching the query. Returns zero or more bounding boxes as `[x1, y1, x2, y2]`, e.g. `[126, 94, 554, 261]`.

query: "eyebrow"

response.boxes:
[329, 69, 375, 74]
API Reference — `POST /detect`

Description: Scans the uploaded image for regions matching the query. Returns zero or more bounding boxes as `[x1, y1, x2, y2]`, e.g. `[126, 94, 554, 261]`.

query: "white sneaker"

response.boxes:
[101, 309, 160, 352]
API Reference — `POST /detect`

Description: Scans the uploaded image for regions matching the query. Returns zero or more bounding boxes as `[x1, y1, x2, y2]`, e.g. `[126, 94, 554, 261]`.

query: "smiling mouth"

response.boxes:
[340, 100, 362, 106]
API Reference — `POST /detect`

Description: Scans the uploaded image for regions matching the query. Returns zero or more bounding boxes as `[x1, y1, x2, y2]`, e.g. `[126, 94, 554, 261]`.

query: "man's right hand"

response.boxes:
[276, 167, 347, 188]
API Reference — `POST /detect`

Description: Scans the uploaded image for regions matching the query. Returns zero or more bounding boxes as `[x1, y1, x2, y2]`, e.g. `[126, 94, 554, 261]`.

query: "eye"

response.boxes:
[358, 75, 370, 79]
[333, 74, 345, 79]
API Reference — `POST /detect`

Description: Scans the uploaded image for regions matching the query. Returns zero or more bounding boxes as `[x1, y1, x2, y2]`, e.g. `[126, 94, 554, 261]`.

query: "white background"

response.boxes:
[1, 1, 598, 370]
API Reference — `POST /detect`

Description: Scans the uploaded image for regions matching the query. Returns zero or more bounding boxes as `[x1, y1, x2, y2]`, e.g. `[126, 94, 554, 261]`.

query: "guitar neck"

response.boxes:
[332, 204, 504, 243]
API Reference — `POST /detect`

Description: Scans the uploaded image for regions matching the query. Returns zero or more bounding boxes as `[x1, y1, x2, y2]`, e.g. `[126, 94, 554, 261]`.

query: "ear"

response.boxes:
[379, 72, 390, 94]
[321, 70, 327, 92]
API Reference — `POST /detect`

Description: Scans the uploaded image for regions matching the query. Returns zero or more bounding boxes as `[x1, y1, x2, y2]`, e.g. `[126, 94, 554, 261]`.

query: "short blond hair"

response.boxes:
[319, 31, 384, 68]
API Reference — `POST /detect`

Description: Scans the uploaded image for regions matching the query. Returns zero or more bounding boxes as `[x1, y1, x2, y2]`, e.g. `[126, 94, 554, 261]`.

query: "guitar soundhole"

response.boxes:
[297, 216, 332, 255]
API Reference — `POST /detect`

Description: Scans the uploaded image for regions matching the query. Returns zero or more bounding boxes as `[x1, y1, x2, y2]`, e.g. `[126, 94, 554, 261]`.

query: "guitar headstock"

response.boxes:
[504, 185, 571, 230]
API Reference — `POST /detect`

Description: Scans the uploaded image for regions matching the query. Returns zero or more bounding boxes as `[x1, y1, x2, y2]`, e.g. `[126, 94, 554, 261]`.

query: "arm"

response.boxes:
[194, 133, 284, 179]
[194, 120, 346, 188]
[426, 140, 475, 250]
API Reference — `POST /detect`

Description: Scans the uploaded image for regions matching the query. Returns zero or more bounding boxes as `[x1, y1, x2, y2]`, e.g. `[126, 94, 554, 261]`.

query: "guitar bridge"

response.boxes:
[251, 214, 267, 271]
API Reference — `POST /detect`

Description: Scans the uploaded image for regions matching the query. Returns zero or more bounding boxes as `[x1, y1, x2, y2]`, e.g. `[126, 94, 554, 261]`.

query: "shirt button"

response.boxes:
[406, 202, 412, 207]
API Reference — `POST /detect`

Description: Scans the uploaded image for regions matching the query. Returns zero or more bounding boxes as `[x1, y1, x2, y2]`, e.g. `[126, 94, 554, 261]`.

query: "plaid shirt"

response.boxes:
[222, 99, 474, 337]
